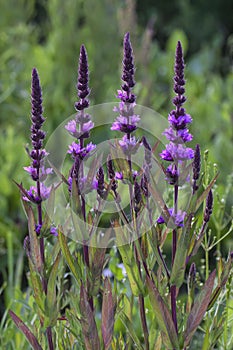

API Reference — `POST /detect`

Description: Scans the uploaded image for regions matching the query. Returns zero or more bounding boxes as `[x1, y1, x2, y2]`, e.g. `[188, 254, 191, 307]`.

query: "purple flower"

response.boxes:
[157, 208, 186, 227]
[24, 165, 53, 182]
[115, 172, 123, 180]
[68, 175, 98, 194]
[160, 142, 194, 161]
[65, 120, 77, 135]
[168, 111, 192, 130]
[67, 141, 96, 159]
[50, 226, 58, 236]
[23, 183, 51, 202]
[163, 127, 193, 143]
[118, 135, 140, 155]
[65, 119, 94, 139]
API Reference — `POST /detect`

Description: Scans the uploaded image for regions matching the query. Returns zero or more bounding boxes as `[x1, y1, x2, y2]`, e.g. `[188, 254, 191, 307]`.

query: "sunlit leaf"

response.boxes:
[170, 214, 192, 288]
[58, 228, 82, 285]
[79, 284, 101, 350]
[184, 270, 216, 347]
[101, 278, 116, 350]
[146, 276, 180, 349]
[44, 251, 61, 327]
[28, 207, 43, 274]
[119, 312, 144, 350]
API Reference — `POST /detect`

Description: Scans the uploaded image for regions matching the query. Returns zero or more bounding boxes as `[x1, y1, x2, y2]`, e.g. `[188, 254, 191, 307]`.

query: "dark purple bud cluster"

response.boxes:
[204, 190, 213, 223]
[121, 32, 136, 102]
[97, 166, 105, 198]
[134, 180, 142, 214]
[140, 173, 149, 198]
[75, 45, 90, 111]
[107, 155, 118, 192]
[192, 144, 201, 192]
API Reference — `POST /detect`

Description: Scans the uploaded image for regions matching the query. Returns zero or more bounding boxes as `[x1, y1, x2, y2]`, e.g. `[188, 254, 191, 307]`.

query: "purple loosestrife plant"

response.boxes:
[111, 33, 151, 349]
[111, 33, 141, 159]
[65, 45, 97, 312]
[11, 68, 55, 350]
[159, 41, 194, 334]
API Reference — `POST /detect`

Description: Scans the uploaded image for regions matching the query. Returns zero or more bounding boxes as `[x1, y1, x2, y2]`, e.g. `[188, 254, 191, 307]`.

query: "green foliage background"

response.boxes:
[0, 0, 232, 347]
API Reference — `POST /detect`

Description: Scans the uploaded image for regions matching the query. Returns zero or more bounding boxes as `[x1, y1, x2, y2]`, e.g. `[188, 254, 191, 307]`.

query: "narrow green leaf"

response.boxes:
[58, 228, 82, 285]
[117, 243, 144, 296]
[184, 270, 216, 347]
[115, 223, 144, 296]
[28, 207, 43, 274]
[71, 177, 82, 215]
[89, 246, 106, 296]
[44, 251, 61, 327]
[28, 259, 45, 314]
[146, 276, 180, 349]
[170, 215, 192, 288]
[147, 227, 170, 278]
[79, 284, 101, 350]
[101, 278, 116, 350]
[48, 160, 69, 185]
[43, 185, 56, 230]
[119, 312, 144, 350]
[9, 310, 43, 350]
[110, 143, 131, 181]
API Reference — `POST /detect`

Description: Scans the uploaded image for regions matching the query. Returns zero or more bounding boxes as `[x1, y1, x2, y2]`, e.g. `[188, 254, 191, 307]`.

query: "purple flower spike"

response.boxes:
[31, 68, 45, 136]
[111, 33, 140, 137]
[24, 68, 52, 189]
[65, 45, 97, 197]
[29, 69, 46, 179]
[160, 41, 194, 185]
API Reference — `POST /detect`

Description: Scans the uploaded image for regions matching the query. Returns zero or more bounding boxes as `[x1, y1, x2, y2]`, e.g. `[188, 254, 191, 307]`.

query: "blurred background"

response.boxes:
[0, 0, 232, 316]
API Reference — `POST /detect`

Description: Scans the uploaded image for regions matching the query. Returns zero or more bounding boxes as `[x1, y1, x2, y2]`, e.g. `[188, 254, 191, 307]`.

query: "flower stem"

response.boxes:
[171, 183, 178, 334]
[171, 284, 178, 334]
[139, 294, 149, 350]
[37, 189, 54, 349]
